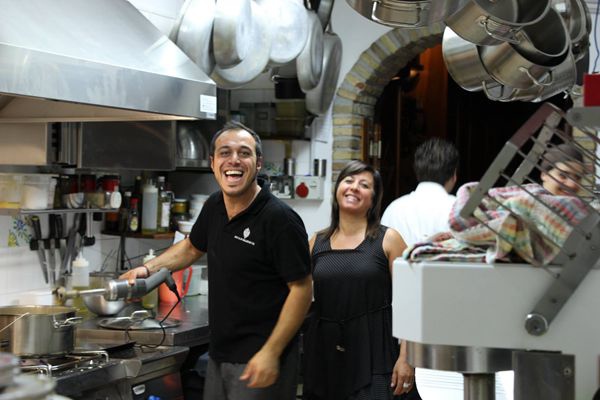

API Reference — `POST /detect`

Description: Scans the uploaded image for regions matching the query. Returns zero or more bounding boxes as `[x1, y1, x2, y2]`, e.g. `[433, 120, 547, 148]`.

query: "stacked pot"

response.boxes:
[442, 0, 591, 102]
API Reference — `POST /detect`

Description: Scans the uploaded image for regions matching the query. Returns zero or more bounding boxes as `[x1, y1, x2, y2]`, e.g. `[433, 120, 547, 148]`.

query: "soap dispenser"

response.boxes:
[71, 252, 90, 317]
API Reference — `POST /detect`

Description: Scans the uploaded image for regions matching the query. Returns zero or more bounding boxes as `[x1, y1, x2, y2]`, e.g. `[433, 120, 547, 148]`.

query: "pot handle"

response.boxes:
[518, 66, 553, 87]
[371, 1, 427, 28]
[53, 316, 83, 328]
[482, 81, 516, 102]
[481, 17, 519, 44]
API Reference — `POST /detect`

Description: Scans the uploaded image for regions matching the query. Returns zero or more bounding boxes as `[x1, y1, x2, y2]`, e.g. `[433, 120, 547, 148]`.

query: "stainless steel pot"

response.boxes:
[305, 30, 342, 116]
[512, 8, 569, 67]
[442, 26, 500, 92]
[296, 11, 324, 92]
[211, 0, 272, 89]
[446, 0, 550, 46]
[347, 0, 466, 28]
[480, 39, 554, 90]
[260, 0, 309, 66]
[0, 305, 80, 356]
[169, 0, 216, 76]
[483, 52, 576, 102]
[213, 0, 252, 68]
[564, 0, 591, 62]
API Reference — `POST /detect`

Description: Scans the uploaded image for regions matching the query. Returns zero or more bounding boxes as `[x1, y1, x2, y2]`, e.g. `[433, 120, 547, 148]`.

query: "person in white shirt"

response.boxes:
[381, 137, 459, 247]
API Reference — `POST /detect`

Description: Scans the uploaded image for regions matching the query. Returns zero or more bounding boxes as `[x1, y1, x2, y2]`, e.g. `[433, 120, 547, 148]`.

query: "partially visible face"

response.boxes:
[336, 171, 375, 216]
[210, 129, 262, 198]
[541, 161, 584, 196]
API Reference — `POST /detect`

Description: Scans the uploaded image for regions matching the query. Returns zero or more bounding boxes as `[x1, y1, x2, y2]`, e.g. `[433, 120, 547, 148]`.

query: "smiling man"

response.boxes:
[122, 121, 312, 400]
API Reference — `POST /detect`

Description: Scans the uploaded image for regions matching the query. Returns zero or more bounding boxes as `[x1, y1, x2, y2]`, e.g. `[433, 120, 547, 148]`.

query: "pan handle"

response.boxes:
[53, 316, 83, 328]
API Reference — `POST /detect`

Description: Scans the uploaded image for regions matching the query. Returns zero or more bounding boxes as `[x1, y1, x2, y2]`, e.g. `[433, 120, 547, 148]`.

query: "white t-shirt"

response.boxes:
[381, 181, 456, 247]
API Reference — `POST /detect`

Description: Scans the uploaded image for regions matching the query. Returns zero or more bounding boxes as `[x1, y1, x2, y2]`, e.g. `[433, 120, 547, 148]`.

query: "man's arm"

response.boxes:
[240, 274, 313, 388]
[119, 237, 204, 280]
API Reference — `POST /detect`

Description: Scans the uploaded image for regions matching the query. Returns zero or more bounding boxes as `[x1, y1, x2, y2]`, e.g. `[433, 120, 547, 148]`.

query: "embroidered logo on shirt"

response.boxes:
[234, 227, 255, 246]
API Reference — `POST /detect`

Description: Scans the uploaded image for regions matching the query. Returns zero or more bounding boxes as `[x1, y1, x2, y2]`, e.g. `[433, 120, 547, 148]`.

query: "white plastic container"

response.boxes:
[71, 253, 90, 316]
[142, 181, 158, 234]
[21, 175, 55, 210]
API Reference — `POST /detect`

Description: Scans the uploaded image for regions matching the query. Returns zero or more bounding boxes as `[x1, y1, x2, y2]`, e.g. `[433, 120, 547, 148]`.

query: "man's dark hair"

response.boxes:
[413, 138, 459, 185]
[321, 160, 383, 240]
[209, 120, 263, 158]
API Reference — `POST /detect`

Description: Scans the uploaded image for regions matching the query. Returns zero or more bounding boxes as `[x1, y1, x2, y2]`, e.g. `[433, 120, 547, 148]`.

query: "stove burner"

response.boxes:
[20, 350, 109, 377]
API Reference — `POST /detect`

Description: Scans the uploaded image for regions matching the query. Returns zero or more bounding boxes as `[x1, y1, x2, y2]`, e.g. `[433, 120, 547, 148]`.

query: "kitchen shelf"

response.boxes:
[566, 107, 600, 130]
[0, 208, 118, 216]
[101, 230, 175, 240]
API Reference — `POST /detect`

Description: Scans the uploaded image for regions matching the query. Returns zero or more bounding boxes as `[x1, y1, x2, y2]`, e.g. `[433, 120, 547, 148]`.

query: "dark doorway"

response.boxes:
[375, 45, 573, 210]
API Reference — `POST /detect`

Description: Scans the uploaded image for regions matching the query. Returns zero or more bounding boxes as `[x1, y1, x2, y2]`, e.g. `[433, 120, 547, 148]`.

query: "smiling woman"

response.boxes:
[303, 160, 419, 400]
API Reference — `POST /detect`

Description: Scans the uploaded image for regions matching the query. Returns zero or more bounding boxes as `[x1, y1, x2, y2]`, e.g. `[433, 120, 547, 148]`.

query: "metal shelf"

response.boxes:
[0, 208, 118, 216]
[566, 107, 600, 131]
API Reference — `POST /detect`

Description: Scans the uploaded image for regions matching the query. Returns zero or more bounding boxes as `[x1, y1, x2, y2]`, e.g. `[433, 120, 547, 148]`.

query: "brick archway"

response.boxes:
[331, 23, 444, 178]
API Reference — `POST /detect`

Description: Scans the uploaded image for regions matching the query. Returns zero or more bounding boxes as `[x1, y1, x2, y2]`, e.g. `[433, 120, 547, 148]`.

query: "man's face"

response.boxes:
[541, 161, 584, 196]
[210, 129, 262, 198]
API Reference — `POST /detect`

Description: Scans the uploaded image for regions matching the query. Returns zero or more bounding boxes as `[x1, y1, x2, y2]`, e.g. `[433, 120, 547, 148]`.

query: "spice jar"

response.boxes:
[170, 198, 189, 231]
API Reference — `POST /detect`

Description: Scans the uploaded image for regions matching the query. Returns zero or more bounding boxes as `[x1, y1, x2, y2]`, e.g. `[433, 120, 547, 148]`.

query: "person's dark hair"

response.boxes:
[413, 138, 459, 185]
[209, 120, 263, 158]
[321, 160, 383, 240]
[540, 143, 584, 172]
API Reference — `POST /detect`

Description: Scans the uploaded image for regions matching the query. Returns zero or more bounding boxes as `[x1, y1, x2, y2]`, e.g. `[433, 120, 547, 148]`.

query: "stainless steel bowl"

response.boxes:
[82, 295, 125, 316]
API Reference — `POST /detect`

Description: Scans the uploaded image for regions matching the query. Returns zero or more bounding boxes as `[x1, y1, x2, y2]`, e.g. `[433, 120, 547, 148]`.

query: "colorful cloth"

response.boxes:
[406, 182, 591, 265]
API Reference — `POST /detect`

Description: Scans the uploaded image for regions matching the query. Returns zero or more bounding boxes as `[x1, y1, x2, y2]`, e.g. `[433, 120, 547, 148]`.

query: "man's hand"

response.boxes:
[391, 356, 415, 395]
[239, 349, 279, 388]
[118, 266, 149, 285]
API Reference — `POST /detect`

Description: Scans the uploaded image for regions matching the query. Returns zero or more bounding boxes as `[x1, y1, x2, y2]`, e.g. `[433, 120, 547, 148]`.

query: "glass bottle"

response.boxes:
[131, 176, 143, 233]
[156, 176, 172, 233]
[128, 198, 140, 233]
[141, 249, 158, 311]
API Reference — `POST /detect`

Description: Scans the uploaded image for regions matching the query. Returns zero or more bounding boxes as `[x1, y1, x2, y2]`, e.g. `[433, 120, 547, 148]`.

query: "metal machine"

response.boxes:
[56, 268, 179, 303]
[392, 103, 600, 399]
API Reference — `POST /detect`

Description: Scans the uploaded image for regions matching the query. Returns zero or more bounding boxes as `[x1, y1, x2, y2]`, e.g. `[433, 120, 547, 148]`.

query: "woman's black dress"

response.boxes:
[303, 226, 399, 400]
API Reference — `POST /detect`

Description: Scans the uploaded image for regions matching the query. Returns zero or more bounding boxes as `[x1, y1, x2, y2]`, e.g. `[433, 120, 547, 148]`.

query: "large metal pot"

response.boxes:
[446, 0, 550, 46]
[0, 305, 79, 356]
[305, 30, 342, 116]
[479, 39, 554, 90]
[441, 26, 500, 92]
[347, 0, 466, 28]
[512, 8, 569, 67]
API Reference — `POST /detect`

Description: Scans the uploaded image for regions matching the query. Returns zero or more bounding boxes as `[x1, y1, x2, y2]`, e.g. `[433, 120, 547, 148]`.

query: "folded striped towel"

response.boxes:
[406, 182, 590, 265]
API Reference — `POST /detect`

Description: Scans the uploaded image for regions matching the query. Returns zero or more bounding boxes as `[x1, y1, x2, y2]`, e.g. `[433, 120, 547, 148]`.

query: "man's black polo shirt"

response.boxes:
[189, 183, 310, 363]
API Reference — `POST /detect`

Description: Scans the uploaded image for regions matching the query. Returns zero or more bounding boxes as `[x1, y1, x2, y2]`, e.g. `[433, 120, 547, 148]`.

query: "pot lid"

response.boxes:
[98, 317, 181, 330]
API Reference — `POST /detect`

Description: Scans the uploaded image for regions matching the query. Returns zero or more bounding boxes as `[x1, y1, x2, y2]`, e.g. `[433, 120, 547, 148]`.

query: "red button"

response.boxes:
[296, 182, 309, 198]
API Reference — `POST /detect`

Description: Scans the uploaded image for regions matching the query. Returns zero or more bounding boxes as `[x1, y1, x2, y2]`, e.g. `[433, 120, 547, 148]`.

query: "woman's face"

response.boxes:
[541, 161, 584, 196]
[336, 171, 375, 216]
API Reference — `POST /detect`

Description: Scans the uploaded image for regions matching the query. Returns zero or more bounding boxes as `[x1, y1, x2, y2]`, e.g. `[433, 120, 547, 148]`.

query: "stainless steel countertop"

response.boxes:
[76, 295, 209, 347]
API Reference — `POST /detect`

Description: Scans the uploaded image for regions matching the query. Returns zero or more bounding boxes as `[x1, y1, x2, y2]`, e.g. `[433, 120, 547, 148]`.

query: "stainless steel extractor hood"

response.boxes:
[0, 0, 217, 122]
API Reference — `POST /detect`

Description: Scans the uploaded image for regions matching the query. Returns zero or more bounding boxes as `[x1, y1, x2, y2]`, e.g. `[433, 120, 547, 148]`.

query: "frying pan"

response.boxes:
[169, 0, 216, 76]
[212, 0, 253, 68]
[296, 11, 324, 92]
[260, 0, 309, 66]
[305, 30, 342, 116]
[210, 0, 272, 89]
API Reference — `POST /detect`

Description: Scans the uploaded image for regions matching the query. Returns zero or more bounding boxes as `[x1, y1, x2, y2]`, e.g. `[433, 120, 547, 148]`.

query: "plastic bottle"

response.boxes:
[142, 179, 158, 235]
[71, 252, 90, 317]
[141, 249, 158, 311]
[156, 176, 172, 233]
